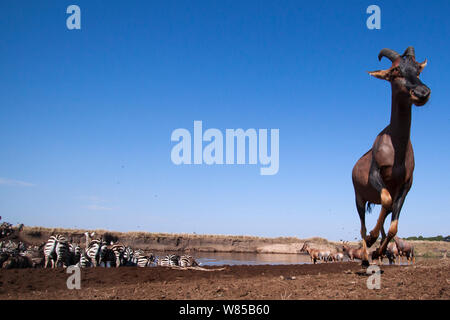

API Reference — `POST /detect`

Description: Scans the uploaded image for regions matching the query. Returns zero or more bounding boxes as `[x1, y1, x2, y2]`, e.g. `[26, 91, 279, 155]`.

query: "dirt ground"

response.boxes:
[0, 259, 448, 300]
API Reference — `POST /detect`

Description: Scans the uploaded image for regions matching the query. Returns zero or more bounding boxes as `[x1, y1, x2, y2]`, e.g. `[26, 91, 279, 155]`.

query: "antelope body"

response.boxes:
[300, 242, 320, 264]
[352, 47, 430, 266]
[394, 236, 415, 264]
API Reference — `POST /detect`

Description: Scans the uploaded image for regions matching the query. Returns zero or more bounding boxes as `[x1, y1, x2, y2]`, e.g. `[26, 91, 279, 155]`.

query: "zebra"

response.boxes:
[44, 235, 70, 268]
[100, 243, 116, 267]
[68, 243, 82, 266]
[134, 251, 155, 267]
[77, 249, 92, 268]
[121, 246, 136, 266]
[0, 240, 17, 253]
[20, 245, 44, 268]
[158, 254, 179, 267]
[179, 255, 199, 267]
[110, 242, 125, 267]
[85, 238, 106, 267]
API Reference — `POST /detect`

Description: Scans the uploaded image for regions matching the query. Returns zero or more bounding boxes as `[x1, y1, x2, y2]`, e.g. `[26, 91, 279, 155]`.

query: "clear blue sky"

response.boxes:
[0, 1, 449, 240]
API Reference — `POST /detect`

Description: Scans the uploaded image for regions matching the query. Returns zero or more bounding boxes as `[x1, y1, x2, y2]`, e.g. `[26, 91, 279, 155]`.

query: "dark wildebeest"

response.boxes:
[300, 242, 320, 264]
[394, 236, 415, 264]
[352, 47, 430, 266]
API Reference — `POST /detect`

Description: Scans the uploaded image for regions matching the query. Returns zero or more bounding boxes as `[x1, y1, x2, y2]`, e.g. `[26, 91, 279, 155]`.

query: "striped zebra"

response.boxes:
[44, 235, 70, 268]
[109, 242, 126, 267]
[77, 249, 92, 268]
[179, 255, 199, 267]
[100, 243, 116, 267]
[123, 246, 136, 266]
[68, 243, 81, 266]
[158, 254, 179, 267]
[85, 238, 106, 267]
[134, 251, 155, 267]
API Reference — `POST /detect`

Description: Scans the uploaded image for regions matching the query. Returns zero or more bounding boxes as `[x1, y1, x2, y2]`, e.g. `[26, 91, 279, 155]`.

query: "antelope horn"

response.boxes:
[402, 46, 415, 58]
[378, 48, 401, 62]
[419, 58, 427, 72]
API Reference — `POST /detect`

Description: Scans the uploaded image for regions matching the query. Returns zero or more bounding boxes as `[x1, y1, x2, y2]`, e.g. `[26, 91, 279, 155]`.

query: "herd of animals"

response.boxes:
[300, 238, 415, 265]
[0, 228, 416, 270]
[0, 231, 199, 269]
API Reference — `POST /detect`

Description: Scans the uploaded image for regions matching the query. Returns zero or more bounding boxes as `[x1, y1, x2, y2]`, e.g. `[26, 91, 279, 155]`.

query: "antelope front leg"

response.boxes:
[360, 231, 370, 267]
[356, 197, 370, 267]
[375, 219, 398, 260]
[366, 207, 391, 248]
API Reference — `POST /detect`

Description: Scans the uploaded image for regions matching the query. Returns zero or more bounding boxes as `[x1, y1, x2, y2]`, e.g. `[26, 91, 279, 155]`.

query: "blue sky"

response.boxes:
[0, 1, 449, 240]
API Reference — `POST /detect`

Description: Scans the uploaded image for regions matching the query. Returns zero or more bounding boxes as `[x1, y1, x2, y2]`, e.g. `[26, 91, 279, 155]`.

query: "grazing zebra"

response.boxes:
[68, 243, 82, 266]
[134, 251, 155, 267]
[122, 246, 136, 266]
[44, 235, 70, 268]
[179, 255, 198, 267]
[0, 240, 17, 253]
[77, 250, 92, 268]
[85, 238, 106, 267]
[20, 245, 44, 268]
[158, 254, 179, 267]
[110, 242, 126, 267]
[100, 244, 116, 267]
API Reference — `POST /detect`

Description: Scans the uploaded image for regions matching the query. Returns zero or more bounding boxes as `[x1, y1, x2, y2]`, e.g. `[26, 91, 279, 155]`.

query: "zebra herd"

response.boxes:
[1, 232, 199, 269]
[42, 232, 199, 269]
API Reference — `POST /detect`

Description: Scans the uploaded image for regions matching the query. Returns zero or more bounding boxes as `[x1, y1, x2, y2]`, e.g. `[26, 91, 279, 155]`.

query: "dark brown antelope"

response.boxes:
[352, 47, 430, 266]
[386, 241, 400, 265]
[394, 236, 415, 264]
[300, 242, 320, 264]
[373, 241, 399, 265]
[342, 242, 364, 261]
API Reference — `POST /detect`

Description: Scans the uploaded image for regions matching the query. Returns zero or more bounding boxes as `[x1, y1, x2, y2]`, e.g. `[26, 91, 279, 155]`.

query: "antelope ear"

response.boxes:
[368, 69, 391, 80]
[418, 58, 427, 73]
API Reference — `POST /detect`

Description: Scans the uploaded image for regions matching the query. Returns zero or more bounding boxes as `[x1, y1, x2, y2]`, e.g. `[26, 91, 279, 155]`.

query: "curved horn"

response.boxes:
[378, 48, 401, 62]
[402, 46, 415, 58]
[419, 58, 427, 72]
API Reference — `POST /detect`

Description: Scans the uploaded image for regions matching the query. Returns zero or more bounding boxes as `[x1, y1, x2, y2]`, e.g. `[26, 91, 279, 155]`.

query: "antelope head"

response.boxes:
[369, 46, 430, 106]
[300, 242, 310, 252]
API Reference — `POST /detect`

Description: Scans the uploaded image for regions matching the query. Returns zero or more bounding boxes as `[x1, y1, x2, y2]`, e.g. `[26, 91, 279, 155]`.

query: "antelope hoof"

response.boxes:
[365, 234, 378, 248]
[361, 260, 370, 268]
[372, 249, 381, 260]
[381, 188, 392, 208]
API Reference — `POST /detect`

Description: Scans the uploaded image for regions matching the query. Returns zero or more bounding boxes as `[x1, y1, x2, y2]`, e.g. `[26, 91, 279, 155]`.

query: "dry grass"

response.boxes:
[22, 226, 300, 242]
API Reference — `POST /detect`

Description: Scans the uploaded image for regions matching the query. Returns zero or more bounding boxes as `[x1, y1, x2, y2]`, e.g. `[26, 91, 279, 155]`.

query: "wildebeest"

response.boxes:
[352, 47, 430, 266]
